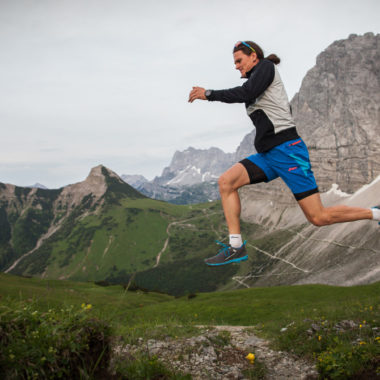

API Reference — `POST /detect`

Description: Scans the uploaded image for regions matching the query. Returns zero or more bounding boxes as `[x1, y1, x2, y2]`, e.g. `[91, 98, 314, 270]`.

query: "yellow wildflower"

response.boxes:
[359, 341, 366, 345]
[318, 335, 322, 341]
[85, 304, 92, 310]
[246, 353, 255, 364]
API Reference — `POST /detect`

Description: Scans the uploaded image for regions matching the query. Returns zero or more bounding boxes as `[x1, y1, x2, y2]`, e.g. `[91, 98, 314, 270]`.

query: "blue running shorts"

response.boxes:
[240, 138, 319, 201]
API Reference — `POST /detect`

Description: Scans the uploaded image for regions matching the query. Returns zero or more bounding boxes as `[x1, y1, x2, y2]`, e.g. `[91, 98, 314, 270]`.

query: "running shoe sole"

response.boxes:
[205, 255, 248, 266]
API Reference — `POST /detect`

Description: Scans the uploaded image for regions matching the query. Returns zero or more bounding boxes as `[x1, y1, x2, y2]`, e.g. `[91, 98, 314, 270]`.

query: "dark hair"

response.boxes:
[233, 41, 281, 65]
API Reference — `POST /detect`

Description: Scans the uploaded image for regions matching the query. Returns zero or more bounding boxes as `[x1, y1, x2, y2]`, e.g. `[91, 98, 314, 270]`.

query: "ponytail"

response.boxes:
[265, 54, 280, 65]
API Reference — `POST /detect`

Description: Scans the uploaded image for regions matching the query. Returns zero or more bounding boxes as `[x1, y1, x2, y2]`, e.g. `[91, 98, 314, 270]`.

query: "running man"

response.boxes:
[188, 40, 380, 266]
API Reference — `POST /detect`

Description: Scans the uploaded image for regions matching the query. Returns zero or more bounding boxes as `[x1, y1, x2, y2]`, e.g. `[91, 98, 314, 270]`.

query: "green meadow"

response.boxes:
[1, 273, 379, 378]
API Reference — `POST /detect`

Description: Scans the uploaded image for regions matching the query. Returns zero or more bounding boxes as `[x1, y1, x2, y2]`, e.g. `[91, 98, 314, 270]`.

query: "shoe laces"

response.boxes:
[215, 240, 247, 256]
[215, 240, 232, 257]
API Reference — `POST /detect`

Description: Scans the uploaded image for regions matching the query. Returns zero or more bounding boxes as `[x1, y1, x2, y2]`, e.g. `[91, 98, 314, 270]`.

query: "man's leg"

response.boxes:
[204, 163, 250, 266]
[218, 163, 251, 234]
[298, 193, 373, 226]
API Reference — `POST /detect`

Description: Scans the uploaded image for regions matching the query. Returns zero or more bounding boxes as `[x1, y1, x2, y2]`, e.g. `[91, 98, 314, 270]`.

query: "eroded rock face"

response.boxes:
[291, 33, 380, 193]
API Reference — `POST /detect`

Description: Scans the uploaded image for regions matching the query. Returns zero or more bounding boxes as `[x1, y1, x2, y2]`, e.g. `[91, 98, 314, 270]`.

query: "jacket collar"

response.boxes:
[245, 59, 261, 78]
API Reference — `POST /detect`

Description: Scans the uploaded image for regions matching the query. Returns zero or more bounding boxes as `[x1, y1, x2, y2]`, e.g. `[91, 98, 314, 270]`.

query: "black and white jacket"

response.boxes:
[206, 59, 299, 153]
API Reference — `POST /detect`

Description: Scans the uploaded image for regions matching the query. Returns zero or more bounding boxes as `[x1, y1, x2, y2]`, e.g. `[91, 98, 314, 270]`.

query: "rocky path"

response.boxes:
[210, 326, 317, 379]
[113, 325, 318, 379]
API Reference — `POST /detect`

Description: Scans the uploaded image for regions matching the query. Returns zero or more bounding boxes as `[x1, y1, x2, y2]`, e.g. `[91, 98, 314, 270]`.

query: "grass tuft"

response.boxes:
[0, 299, 111, 379]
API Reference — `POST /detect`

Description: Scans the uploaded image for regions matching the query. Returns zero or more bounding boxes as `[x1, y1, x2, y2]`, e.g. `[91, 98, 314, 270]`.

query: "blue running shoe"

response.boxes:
[205, 241, 248, 266]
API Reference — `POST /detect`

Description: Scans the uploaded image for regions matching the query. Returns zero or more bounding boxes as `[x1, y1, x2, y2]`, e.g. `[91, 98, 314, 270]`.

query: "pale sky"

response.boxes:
[1, 0, 379, 188]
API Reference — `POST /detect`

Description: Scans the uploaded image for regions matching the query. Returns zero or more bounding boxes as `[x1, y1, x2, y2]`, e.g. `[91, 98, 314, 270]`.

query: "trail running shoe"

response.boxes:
[371, 205, 380, 225]
[205, 240, 248, 266]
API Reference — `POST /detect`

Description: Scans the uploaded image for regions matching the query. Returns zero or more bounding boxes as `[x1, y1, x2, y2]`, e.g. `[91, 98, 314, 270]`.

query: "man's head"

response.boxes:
[233, 41, 263, 78]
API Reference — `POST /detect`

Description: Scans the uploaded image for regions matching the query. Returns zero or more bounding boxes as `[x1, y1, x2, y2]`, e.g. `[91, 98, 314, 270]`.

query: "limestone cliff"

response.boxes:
[291, 32, 380, 193]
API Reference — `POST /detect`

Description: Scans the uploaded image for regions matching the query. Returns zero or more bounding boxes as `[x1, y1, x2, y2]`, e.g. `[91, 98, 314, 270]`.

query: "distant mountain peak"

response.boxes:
[28, 183, 48, 190]
[121, 174, 149, 188]
[87, 164, 119, 180]
[84, 165, 130, 189]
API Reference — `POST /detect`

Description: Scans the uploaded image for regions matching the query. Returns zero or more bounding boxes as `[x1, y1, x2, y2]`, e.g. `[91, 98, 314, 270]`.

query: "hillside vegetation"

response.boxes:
[0, 274, 379, 378]
[1, 167, 251, 295]
[3, 165, 297, 297]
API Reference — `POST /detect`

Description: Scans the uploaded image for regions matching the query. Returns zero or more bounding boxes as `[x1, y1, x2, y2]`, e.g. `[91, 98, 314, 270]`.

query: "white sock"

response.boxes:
[229, 234, 243, 248]
[371, 207, 380, 221]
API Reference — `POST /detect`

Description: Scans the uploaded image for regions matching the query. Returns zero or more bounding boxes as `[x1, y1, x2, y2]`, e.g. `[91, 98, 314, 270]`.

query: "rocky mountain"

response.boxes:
[0, 165, 145, 274]
[123, 132, 256, 204]
[28, 183, 48, 189]
[291, 32, 380, 193]
[153, 147, 234, 187]
[1, 163, 379, 293]
[121, 174, 149, 189]
[0, 166, 237, 295]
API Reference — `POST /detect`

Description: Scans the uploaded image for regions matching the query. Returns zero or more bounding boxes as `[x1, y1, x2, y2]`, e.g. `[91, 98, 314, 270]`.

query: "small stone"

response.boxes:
[311, 323, 320, 332]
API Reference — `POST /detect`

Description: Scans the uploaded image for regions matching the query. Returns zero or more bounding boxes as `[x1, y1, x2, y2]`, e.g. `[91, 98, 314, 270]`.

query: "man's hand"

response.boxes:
[188, 86, 206, 103]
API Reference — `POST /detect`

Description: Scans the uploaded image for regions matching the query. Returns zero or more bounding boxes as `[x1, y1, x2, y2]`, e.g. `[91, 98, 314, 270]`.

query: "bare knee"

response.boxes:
[218, 173, 234, 195]
[307, 212, 333, 227]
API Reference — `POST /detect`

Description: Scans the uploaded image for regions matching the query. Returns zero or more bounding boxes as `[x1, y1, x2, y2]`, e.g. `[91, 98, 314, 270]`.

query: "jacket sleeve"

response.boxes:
[207, 60, 275, 104]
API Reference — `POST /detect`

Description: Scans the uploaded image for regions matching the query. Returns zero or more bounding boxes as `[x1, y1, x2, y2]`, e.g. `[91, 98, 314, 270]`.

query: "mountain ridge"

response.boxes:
[1, 166, 239, 295]
[1, 163, 379, 294]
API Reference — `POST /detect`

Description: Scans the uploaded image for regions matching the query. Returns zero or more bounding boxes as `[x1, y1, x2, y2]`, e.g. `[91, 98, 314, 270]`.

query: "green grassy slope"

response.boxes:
[2, 274, 379, 378]
[7, 192, 240, 295]
[0, 187, 63, 269]
[2, 273, 378, 335]
[11, 198, 188, 279]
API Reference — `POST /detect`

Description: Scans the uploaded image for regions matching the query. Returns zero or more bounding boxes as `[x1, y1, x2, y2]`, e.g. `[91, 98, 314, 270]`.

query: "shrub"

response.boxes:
[0, 301, 112, 379]
[316, 343, 380, 379]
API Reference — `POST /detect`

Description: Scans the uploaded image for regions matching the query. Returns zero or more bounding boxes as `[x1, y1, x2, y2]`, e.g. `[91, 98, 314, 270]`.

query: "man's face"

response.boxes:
[233, 50, 258, 78]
